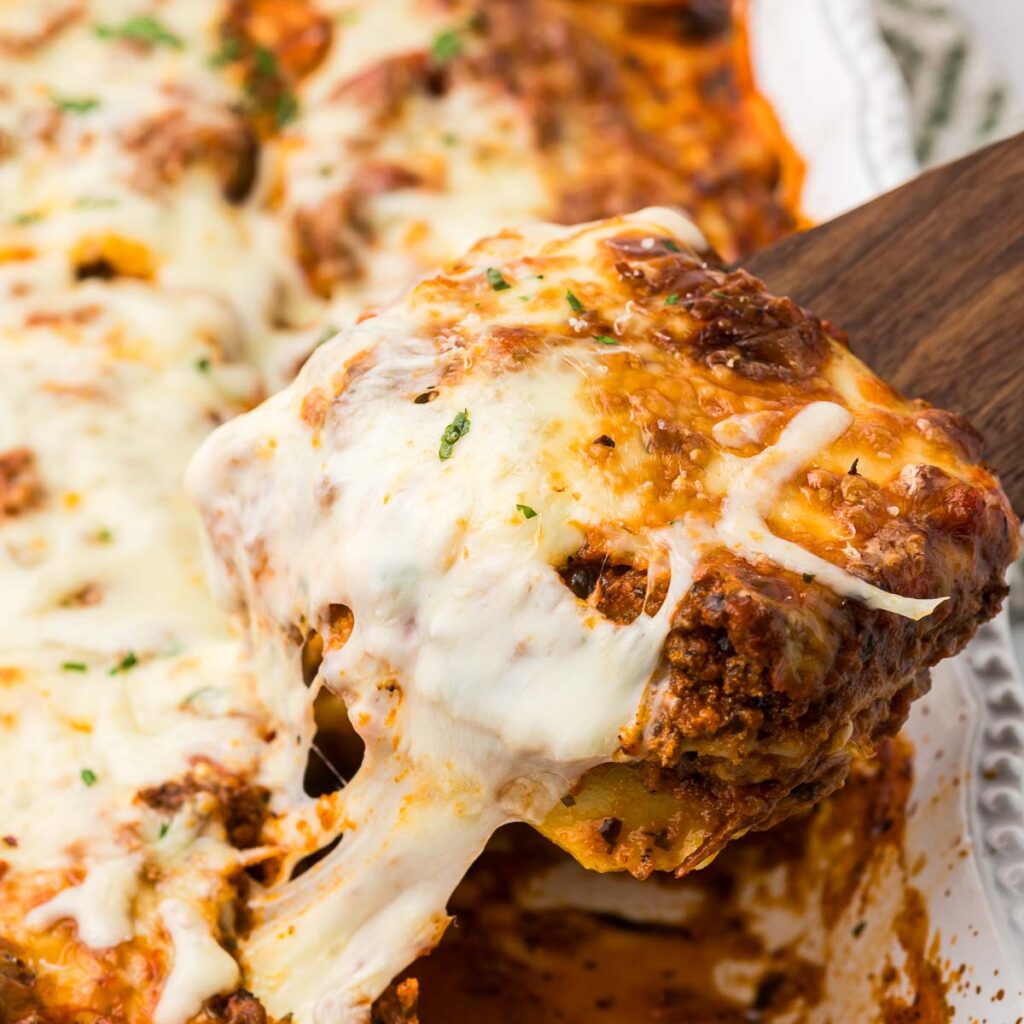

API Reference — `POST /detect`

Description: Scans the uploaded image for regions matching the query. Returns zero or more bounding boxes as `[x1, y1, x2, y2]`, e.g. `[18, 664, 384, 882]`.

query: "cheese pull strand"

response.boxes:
[244, 738, 509, 1023]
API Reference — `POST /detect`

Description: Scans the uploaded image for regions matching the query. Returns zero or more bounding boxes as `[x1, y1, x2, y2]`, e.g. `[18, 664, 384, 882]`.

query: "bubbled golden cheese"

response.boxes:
[189, 207, 1017, 1020]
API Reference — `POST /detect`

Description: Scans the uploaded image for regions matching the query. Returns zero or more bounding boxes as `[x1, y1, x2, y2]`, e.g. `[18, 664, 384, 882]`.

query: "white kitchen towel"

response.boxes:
[873, 0, 1024, 167]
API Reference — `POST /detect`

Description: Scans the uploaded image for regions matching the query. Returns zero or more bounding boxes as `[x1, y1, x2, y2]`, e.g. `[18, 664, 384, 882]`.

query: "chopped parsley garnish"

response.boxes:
[94, 15, 183, 49]
[158, 822, 170, 838]
[253, 45, 277, 77]
[96, 527, 113, 542]
[109, 651, 138, 675]
[439, 409, 470, 460]
[275, 90, 299, 127]
[209, 35, 242, 68]
[13, 211, 41, 225]
[236, 45, 300, 128]
[430, 28, 463, 64]
[566, 290, 584, 314]
[516, 504, 538, 520]
[486, 267, 510, 291]
[75, 196, 119, 209]
[711, 289, 729, 298]
[665, 293, 680, 306]
[662, 238, 682, 252]
[51, 92, 101, 114]
[802, 573, 816, 583]
[848, 457, 860, 476]
[441, 131, 459, 146]
[62, 661, 88, 672]
[80, 768, 98, 786]
[195, 357, 211, 373]
[595, 334, 618, 345]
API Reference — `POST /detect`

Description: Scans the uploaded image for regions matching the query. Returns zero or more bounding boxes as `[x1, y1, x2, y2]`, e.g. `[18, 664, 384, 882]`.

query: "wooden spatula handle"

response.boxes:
[744, 132, 1024, 512]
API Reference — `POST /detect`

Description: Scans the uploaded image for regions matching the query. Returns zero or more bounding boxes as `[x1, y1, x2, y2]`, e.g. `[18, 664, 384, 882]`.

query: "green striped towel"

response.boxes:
[874, 0, 1023, 167]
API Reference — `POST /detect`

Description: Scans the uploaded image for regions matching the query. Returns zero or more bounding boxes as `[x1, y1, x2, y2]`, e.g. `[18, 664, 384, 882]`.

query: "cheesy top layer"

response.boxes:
[0, 2, 808, 1022]
[189, 208, 960, 1021]
[0, 5, 305, 1021]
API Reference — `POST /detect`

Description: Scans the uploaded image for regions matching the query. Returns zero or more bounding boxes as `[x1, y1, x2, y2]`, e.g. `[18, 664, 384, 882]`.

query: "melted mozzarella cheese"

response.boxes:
[190, 304, 705, 1019]
[26, 854, 141, 948]
[189, 209, 945, 1022]
[717, 402, 947, 620]
[154, 899, 241, 1024]
[0, 7, 954, 1021]
[0, 11, 321, 1005]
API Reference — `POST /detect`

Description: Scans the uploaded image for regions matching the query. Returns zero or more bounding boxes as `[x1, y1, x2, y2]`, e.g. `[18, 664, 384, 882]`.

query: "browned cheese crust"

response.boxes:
[512, 231, 1019, 875]
[291, 0, 800, 298]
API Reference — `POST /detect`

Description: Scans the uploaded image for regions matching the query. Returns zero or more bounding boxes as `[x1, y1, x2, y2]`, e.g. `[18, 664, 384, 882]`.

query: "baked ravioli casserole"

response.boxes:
[0, 3, 1017, 1024]
[189, 208, 1017, 1021]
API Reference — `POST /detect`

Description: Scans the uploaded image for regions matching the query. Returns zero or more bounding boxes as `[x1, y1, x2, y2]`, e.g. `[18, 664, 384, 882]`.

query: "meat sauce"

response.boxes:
[381, 740, 954, 1023]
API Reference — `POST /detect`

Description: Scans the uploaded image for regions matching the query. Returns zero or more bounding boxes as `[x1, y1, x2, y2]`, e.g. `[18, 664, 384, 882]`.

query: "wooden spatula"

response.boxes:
[743, 131, 1024, 512]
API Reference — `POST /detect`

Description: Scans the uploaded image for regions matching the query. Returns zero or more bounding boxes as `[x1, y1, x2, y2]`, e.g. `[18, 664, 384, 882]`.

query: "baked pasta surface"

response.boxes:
[189, 208, 1016, 1020]
[0, 3, 1012, 1024]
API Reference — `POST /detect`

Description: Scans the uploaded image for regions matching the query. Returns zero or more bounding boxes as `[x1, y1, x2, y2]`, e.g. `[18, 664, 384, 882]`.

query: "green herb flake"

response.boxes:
[802, 573, 816, 584]
[253, 46, 278, 77]
[209, 35, 242, 68]
[109, 651, 138, 675]
[516, 504, 538, 520]
[75, 196, 119, 209]
[439, 409, 471, 460]
[158, 822, 170, 838]
[665, 293, 680, 306]
[195, 357, 211, 373]
[62, 661, 88, 672]
[662, 238, 682, 252]
[430, 28, 462, 64]
[275, 89, 299, 128]
[711, 289, 729, 299]
[486, 267, 510, 291]
[96, 528, 113, 543]
[441, 131, 459, 146]
[14, 211, 42, 225]
[595, 334, 618, 345]
[565, 289, 585, 314]
[51, 93, 101, 114]
[94, 15, 183, 49]
[81, 768, 98, 786]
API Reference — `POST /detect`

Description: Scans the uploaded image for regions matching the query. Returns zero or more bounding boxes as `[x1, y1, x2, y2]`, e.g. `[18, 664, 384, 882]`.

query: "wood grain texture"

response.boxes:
[744, 132, 1024, 512]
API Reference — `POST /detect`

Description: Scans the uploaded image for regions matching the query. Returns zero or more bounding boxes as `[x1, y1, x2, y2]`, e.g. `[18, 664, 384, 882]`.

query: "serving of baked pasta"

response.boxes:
[0, 3, 1016, 1024]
